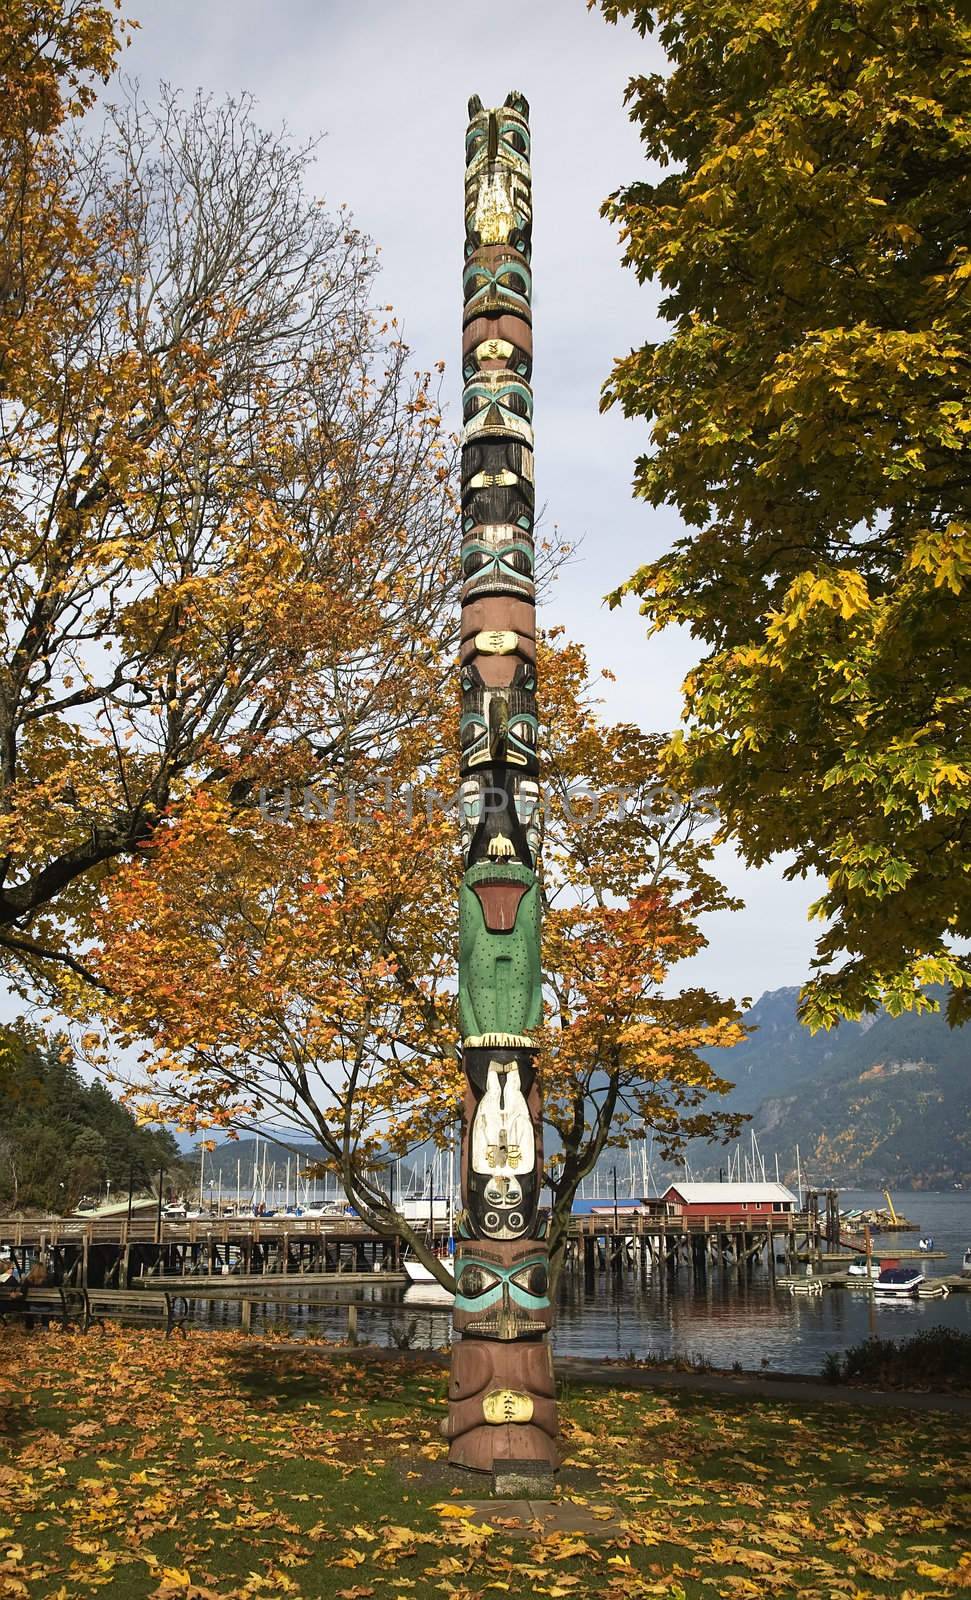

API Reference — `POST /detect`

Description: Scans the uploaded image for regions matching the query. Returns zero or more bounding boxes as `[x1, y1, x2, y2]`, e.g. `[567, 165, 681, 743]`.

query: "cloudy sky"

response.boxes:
[111, 0, 820, 1005]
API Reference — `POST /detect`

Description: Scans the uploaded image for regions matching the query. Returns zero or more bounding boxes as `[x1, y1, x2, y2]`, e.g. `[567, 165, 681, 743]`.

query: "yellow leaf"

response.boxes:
[333, 1550, 367, 1569]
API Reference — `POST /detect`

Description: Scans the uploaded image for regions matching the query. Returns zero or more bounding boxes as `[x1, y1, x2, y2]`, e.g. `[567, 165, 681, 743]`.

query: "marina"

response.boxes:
[0, 1184, 856, 1288]
[2, 1189, 969, 1374]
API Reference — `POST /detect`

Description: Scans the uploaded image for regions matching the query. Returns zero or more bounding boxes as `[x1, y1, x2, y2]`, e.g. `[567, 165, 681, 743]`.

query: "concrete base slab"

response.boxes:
[491, 1469, 556, 1499]
[463, 1499, 625, 1537]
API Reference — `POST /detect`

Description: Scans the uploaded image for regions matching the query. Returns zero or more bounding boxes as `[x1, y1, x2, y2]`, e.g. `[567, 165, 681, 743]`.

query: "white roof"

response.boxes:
[664, 1182, 798, 1204]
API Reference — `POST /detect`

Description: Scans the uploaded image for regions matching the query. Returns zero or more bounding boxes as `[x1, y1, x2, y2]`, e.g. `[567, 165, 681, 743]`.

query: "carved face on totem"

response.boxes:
[462, 1046, 542, 1239]
[452, 1239, 552, 1338]
[459, 771, 540, 869]
[463, 246, 531, 323]
[462, 375, 533, 446]
[464, 97, 532, 257]
[460, 622, 535, 679]
[446, 1337, 558, 1474]
[460, 660, 538, 775]
[465, 98, 531, 180]
[462, 439, 534, 533]
[458, 860, 542, 1045]
[463, 315, 532, 383]
[461, 596, 536, 661]
[461, 526, 534, 602]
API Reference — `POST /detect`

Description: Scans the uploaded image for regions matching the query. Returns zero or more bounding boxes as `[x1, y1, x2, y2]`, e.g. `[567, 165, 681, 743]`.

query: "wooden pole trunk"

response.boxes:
[446, 93, 558, 1492]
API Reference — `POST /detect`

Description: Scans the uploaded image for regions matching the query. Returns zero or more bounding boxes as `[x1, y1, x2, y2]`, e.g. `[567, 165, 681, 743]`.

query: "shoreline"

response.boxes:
[252, 1336, 971, 1414]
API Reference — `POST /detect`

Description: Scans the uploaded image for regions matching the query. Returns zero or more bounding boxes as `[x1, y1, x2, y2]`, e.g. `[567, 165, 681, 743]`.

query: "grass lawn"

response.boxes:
[1, 1326, 969, 1599]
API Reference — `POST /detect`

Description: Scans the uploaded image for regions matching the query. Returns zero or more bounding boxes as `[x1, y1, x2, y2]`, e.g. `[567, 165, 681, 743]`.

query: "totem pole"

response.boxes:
[446, 92, 559, 1485]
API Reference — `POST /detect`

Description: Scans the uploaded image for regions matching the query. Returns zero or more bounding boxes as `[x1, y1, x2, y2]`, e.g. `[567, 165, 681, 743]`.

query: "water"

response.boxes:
[189, 1190, 971, 1376]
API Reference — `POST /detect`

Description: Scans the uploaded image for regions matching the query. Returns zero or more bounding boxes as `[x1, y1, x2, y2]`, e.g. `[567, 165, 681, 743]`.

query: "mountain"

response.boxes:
[702, 987, 868, 1113]
[192, 1138, 328, 1200]
[699, 987, 971, 1188]
[187, 991, 970, 1199]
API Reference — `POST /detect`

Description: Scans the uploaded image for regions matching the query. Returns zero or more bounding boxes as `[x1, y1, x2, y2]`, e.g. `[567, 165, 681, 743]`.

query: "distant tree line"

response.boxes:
[0, 1025, 184, 1213]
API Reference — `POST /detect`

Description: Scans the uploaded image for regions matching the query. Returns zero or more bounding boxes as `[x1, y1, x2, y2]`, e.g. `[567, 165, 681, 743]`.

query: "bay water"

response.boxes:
[191, 1189, 971, 1376]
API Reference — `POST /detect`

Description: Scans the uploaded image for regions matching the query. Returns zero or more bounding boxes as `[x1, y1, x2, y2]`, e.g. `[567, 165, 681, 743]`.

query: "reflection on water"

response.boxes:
[184, 1190, 971, 1376]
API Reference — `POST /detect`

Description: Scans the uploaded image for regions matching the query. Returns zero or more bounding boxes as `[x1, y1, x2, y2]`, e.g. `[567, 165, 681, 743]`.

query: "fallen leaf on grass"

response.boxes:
[333, 1548, 367, 1568]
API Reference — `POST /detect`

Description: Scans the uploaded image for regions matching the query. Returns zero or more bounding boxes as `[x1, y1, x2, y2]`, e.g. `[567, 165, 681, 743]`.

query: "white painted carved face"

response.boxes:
[484, 1174, 523, 1209]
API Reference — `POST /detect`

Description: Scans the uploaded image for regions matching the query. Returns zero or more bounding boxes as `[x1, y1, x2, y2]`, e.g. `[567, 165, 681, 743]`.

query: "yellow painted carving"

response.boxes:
[483, 1389, 534, 1425]
[476, 338, 514, 362]
[474, 629, 518, 655]
[464, 1032, 535, 1048]
[466, 470, 516, 489]
[487, 833, 515, 859]
[474, 174, 516, 243]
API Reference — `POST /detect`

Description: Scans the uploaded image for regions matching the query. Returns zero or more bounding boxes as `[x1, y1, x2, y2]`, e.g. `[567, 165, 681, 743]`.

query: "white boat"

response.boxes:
[847, 1258, 880, 1278]
[917, 1281, 949, 1299]
[404, 1255, 453, 1285]
[403, 1254, 455, 1303]
[873, 1265, 924, 1298]
[961, 1247, 971, 1280]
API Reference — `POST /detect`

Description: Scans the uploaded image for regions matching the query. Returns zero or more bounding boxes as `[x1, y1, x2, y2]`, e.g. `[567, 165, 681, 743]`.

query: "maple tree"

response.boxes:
[87, 637, 745, 1283]
[1, 2, 122, 372]
[537, 639, 745, 1265]
[594, 1, 971, 1028]
[0, 27, 456, 995]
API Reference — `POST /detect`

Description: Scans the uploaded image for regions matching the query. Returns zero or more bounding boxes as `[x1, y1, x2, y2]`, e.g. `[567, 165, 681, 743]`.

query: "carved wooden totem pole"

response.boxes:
[447, 92, 559, 1485]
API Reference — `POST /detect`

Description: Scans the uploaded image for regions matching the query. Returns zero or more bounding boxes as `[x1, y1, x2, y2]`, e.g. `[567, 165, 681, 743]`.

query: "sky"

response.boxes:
[103, 0, 820, 1006]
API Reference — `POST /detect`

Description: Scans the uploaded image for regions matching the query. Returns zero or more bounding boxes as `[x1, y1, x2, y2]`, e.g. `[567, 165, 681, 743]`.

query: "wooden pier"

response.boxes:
[561, 1211, 815, 1280]
[0, 1213, 416, 1287]
[0, 1196, 918, 1292]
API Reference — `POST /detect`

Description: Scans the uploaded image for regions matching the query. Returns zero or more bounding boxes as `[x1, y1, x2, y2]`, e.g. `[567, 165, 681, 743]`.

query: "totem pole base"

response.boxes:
[446, 1336, 559, 1488]
[448, 1445, 558, 1500]
[448, 1424, 559, 1480]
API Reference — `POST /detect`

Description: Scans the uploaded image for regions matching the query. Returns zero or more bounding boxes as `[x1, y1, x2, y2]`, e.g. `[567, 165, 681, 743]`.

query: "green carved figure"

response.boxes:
[459, 861, 541, 1045]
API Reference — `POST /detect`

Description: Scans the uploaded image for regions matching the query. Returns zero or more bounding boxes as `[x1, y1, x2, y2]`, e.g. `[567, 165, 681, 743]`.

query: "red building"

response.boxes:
[661, 1182, 798, 1223]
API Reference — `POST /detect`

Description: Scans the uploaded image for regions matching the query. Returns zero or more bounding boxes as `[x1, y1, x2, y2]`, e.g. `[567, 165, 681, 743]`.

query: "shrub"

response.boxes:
[824, 1328, 971, 1390]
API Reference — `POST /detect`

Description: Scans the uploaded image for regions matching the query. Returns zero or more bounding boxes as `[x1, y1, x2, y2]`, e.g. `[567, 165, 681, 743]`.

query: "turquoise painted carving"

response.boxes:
[452, 1243, 552, 1339]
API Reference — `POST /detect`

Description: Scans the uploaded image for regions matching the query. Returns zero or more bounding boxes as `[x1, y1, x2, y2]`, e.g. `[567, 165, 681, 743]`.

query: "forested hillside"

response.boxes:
[0, 1025, 183, 1212]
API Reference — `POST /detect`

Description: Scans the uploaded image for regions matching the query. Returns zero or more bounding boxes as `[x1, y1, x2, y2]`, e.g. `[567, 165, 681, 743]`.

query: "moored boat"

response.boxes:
[873, 1264, 924, 1299]
[404, 1250, 454, 1285]
[847, 1258, 880, 1279]
[403, 1253, 455, 1302]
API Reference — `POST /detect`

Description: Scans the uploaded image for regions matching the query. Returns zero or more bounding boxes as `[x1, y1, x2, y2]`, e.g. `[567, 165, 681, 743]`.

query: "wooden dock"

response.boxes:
[780, 1272, 969, 1295]
[0, 1201, 939, 1291]
[133, 1270, 411, 1336]
[0, 1213, 413, 1288]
